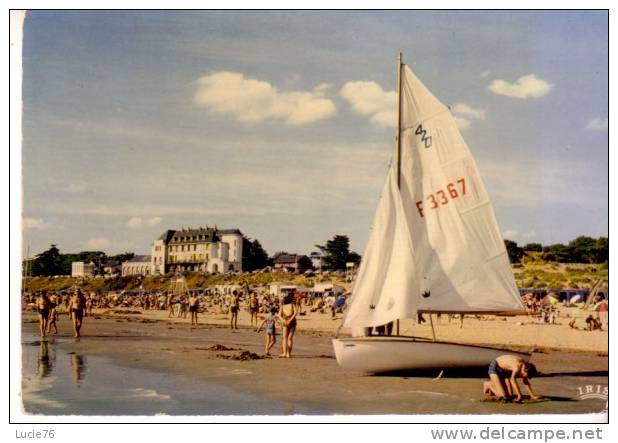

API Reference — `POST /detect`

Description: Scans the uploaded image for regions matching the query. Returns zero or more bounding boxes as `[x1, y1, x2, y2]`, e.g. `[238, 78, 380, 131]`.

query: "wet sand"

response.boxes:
[21, 311, 608, 416]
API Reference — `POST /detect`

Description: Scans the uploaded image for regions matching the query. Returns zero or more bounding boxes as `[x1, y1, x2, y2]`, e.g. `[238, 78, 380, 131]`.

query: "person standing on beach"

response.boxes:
[167, 292, 176, 318]
[36, 291, 50, 338]
[249, 292, 259, 326]
[47, 292, 59, 335]
[279, 294, 298, 358]
[189, 293, 199, 325]
[68, 288, 87, 338]
[256, 306, 279, 356]
[229, 290, 240, 330]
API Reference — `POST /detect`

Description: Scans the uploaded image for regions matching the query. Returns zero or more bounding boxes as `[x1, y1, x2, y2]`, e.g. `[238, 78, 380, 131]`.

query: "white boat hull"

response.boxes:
[332, 336, 530, 374]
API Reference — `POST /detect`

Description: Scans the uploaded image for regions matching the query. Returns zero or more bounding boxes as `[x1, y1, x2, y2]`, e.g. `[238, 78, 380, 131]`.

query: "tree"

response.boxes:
[504, 239, 524, 264]
[30, 244, 64, 276]
[242, 237, 269, 271]
[594, 237, 609, 263]
[523, 243, 543, 252]
[315, 235, 359, 271]
[107, 252, 135, 263]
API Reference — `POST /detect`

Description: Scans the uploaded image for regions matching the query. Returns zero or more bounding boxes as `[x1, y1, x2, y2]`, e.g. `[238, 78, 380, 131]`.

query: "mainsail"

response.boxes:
[344, 63, 524, 329]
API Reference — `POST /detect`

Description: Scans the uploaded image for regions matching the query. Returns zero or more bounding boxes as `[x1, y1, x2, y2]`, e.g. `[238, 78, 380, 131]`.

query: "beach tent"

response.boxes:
[570, 294, 582, 304]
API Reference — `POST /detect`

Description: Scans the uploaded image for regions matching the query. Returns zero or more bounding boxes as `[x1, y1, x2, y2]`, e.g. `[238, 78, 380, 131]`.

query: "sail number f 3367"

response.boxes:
[415, 178, 466, 218]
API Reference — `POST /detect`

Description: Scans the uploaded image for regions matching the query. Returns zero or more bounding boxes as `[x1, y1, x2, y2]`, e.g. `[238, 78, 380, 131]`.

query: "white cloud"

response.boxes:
[451, 102, 486, 131]
[585, 117, 608, 131]
[67, 182, 88, 193]
[488, 74, 553, 99]
[502, 229, 519, 239]
[451, 103, 486, 120]
[481, 71, 491, 78]
[193, 71, 336, 125]
[23, 218, 51, 230]
[314, 83, 333, 94]
[340, 81, 397, 128]
[453, 116, 471, 131]
[127, 216, 162, 229]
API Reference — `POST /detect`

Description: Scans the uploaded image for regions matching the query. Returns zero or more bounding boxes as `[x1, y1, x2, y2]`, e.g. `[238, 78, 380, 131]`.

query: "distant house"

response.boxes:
[269, 282, 297, 297]
[313, 282, 345, 295]
[309, 251, 324, 271]
[273, 254, 312, 273]
[122, 255, 152, 276]
[102, 260, 121, 277]
[71, 261, 95, 278]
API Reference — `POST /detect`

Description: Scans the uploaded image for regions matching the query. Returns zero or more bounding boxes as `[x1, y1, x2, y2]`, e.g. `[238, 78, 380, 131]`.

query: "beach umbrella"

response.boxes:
[593, 300, 608, 312]
[540, 294, 559, 306]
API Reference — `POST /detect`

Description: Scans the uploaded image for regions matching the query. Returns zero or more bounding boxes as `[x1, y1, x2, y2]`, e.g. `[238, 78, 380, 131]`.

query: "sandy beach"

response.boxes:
[20, 307, 608, 417]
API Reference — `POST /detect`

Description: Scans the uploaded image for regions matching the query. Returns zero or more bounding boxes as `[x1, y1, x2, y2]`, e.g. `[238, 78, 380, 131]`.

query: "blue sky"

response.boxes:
[20, 11, 608, 256]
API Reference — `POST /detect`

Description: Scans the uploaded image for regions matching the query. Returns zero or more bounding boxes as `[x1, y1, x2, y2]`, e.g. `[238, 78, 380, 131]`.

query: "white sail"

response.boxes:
[343, 167, 419, 328]
[344, 63, 523, 329]
[397, 65, 523, 313]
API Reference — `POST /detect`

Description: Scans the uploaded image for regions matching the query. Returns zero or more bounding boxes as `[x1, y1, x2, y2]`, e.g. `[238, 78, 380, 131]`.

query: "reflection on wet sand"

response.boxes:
[70, 354, 86, 383]
[36, 340, 54, 378]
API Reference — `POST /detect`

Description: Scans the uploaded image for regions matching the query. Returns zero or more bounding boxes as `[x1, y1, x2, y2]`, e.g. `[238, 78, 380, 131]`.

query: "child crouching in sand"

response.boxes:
[256, 306, 279, 356]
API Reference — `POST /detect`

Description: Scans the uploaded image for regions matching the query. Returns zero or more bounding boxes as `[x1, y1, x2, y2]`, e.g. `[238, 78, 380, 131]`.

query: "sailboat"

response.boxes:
[332, 54, 530, 373]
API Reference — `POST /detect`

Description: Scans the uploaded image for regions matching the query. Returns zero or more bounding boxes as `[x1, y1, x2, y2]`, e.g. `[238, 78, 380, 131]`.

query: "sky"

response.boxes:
[20, 10, 608, 257]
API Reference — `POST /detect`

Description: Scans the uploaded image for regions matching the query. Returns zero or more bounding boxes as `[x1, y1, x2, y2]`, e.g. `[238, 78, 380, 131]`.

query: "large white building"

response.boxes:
[121, 255, 152, 276]
[151, 226, 243, 275]
[71, 261, 95, 277]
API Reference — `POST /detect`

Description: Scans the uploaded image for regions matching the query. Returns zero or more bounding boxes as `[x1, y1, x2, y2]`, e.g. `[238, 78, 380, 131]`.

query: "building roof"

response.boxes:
[157, 226, 242, 244]
[158, 230, 176, 242]
[273, 254, 308, 265]
[127, 255, 151, 263]
[102, 260, 121, 267]
[218, 228, 243, 235]
[170, 227, 217, 243]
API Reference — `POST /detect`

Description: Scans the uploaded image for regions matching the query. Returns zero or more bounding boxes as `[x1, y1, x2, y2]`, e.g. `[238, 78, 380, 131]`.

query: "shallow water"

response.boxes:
[21, 333, 310, 415]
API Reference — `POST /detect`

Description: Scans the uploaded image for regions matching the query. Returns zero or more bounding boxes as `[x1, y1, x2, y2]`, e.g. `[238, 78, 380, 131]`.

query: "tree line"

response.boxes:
[23, 234, 362, 277]
[26, 233, 603, 277]
[504, 236, 608, 264]
[23, 244, 135, 277]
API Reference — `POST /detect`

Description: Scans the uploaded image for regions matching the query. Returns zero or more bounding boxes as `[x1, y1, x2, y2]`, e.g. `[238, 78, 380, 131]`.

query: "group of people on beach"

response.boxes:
[33, 288, 87, 338]
[255, 292, 298, 357]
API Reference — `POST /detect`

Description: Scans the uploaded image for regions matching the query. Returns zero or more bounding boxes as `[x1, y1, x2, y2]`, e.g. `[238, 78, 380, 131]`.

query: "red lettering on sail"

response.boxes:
[416, 177, 468, 218]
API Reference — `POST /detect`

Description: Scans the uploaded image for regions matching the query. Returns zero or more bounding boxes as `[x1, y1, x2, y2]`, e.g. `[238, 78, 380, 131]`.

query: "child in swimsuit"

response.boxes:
[256, 307, 279, 356]
[47, 293, 58, 335]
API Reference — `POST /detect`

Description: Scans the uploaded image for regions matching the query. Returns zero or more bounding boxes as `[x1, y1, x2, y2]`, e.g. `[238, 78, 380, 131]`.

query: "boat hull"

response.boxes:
[332, 336, 530, 374]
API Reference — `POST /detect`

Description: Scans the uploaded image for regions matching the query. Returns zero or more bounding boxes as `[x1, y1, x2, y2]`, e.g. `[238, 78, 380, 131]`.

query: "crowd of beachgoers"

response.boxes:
[22, 287, 346, 317]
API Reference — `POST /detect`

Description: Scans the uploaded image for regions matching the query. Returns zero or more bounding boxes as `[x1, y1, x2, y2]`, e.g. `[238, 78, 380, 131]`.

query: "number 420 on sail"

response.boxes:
[415, 178, 466, 218]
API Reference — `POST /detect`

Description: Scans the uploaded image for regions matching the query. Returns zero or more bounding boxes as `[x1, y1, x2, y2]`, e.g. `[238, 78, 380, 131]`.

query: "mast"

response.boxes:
[396, 52, 403, 188]
[395, 52, 403, 336]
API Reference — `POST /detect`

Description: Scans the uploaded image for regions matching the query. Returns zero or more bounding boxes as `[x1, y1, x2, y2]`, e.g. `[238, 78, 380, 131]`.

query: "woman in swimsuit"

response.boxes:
[36, 292, 50, 337]
[279, 294, 298, 358]
[68, 288, 86, 338]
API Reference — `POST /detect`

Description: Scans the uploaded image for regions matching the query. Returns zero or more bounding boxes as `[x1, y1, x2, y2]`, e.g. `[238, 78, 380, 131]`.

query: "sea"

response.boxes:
[21, 332, 309, 416]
